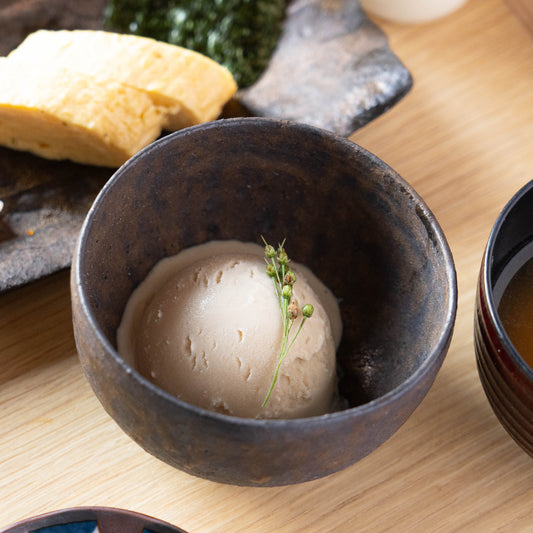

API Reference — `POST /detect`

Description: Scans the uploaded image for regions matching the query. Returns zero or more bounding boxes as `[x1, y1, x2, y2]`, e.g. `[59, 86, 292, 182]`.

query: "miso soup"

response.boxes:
[496, 243, 533, 368]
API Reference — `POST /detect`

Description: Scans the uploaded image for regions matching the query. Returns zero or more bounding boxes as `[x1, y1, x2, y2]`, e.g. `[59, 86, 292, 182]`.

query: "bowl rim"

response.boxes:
[482, 178, 533, 380]
[74, 116, 458, 428]
[0, 506, 184, 533]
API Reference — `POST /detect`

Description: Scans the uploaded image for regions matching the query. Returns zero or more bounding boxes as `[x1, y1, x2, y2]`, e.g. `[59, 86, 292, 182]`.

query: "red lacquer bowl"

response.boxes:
[474, 180, 533, 455]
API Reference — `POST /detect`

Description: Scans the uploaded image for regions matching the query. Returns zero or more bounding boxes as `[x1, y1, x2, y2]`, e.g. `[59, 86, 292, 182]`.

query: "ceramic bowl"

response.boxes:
[0, 507, 185, 533]
[71, 117, 457, 486]
[475, 180, 533, 455]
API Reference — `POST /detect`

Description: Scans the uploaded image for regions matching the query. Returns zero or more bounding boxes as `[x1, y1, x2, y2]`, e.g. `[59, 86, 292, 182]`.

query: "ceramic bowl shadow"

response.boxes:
[71, 117, 457, 486]
[475, 180, 533, 456]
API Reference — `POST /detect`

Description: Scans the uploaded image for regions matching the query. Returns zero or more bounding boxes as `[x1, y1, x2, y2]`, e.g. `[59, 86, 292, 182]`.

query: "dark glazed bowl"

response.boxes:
[71, 117, 457, 486]
[475, 180, 533, 456]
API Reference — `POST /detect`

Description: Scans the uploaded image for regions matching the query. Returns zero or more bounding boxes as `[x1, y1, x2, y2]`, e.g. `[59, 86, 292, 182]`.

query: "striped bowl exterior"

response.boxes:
[474, 261, 533, 457]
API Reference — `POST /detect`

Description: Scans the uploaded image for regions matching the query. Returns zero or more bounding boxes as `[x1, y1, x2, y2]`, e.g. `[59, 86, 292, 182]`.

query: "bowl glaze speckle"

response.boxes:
[71, 118, 457, 486]
[475, 179, 533, 456]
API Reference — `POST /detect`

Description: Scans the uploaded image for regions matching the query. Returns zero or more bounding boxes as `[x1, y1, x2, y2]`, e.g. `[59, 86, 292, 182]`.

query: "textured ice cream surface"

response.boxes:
[117, 241, 342, 419]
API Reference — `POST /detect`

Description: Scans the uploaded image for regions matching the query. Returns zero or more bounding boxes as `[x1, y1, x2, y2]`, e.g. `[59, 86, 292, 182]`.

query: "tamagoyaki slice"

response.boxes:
[0, 58, 164, 167]
[8, 29, 238, 130]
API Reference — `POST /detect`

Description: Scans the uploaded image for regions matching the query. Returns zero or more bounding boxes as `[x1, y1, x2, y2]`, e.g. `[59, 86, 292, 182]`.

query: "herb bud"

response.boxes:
[265, 263, 277, 277]
[277, 249, 289, 265]
[282, 284, 292, 300]
[302, 304, 314, 318]
[284, 271, 296, 285]
[264, 244, 276, 258]
[287, 302, 299, 320]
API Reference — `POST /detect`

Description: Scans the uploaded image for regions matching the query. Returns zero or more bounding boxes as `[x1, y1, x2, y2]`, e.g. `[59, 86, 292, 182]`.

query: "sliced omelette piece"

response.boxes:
[0, 59, 164, 167]
[8, 29, 238, 130]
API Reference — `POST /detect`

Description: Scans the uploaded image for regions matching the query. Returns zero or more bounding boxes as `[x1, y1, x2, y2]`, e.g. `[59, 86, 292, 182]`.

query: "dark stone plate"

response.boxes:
[0, 0, 412, 292]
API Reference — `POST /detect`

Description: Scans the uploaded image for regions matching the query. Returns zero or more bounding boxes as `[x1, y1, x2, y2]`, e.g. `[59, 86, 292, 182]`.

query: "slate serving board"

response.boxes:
[0, 0, 412, 292]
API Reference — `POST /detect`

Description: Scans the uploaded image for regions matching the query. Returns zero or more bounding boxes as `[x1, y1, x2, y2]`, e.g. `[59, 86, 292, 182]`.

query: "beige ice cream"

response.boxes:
[117, 241, 342, 419]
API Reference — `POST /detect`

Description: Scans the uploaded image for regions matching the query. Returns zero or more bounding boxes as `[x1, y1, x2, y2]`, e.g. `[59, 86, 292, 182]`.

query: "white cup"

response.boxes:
[360, 0, 468, 24]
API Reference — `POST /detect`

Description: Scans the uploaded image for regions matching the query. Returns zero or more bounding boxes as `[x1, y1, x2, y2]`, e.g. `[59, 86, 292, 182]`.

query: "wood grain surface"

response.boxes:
[506, 0, 533, 34]
[1, 0, 533, 530]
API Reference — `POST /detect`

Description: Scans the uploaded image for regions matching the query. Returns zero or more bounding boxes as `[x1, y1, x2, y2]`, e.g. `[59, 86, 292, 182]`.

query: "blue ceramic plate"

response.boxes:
[0, 507, 187, 533]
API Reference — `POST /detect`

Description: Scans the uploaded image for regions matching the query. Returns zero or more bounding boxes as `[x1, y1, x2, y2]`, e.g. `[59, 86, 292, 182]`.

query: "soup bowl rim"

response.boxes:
[481, 179, 533, 381]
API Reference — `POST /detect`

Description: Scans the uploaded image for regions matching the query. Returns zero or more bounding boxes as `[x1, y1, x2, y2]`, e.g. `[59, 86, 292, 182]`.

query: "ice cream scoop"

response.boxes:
[117, 241, 341, 419]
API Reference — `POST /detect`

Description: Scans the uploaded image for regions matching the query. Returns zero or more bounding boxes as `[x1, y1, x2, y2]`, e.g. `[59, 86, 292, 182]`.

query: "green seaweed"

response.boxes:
[103, 0, 287, 87]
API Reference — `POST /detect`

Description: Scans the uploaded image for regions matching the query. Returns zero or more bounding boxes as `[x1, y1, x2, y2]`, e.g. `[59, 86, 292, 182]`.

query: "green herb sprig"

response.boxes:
[261, 237, 314, 407]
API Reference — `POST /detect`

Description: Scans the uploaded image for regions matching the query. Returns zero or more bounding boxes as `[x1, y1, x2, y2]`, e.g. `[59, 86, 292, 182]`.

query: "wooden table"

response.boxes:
[1, 0, 532, 530]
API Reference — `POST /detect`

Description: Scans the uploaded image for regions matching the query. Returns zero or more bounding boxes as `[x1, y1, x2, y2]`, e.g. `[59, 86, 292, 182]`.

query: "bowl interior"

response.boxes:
[489, 181, 533, 289]
[486, 180, 533, 365]
[78, 118, 454, 409]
